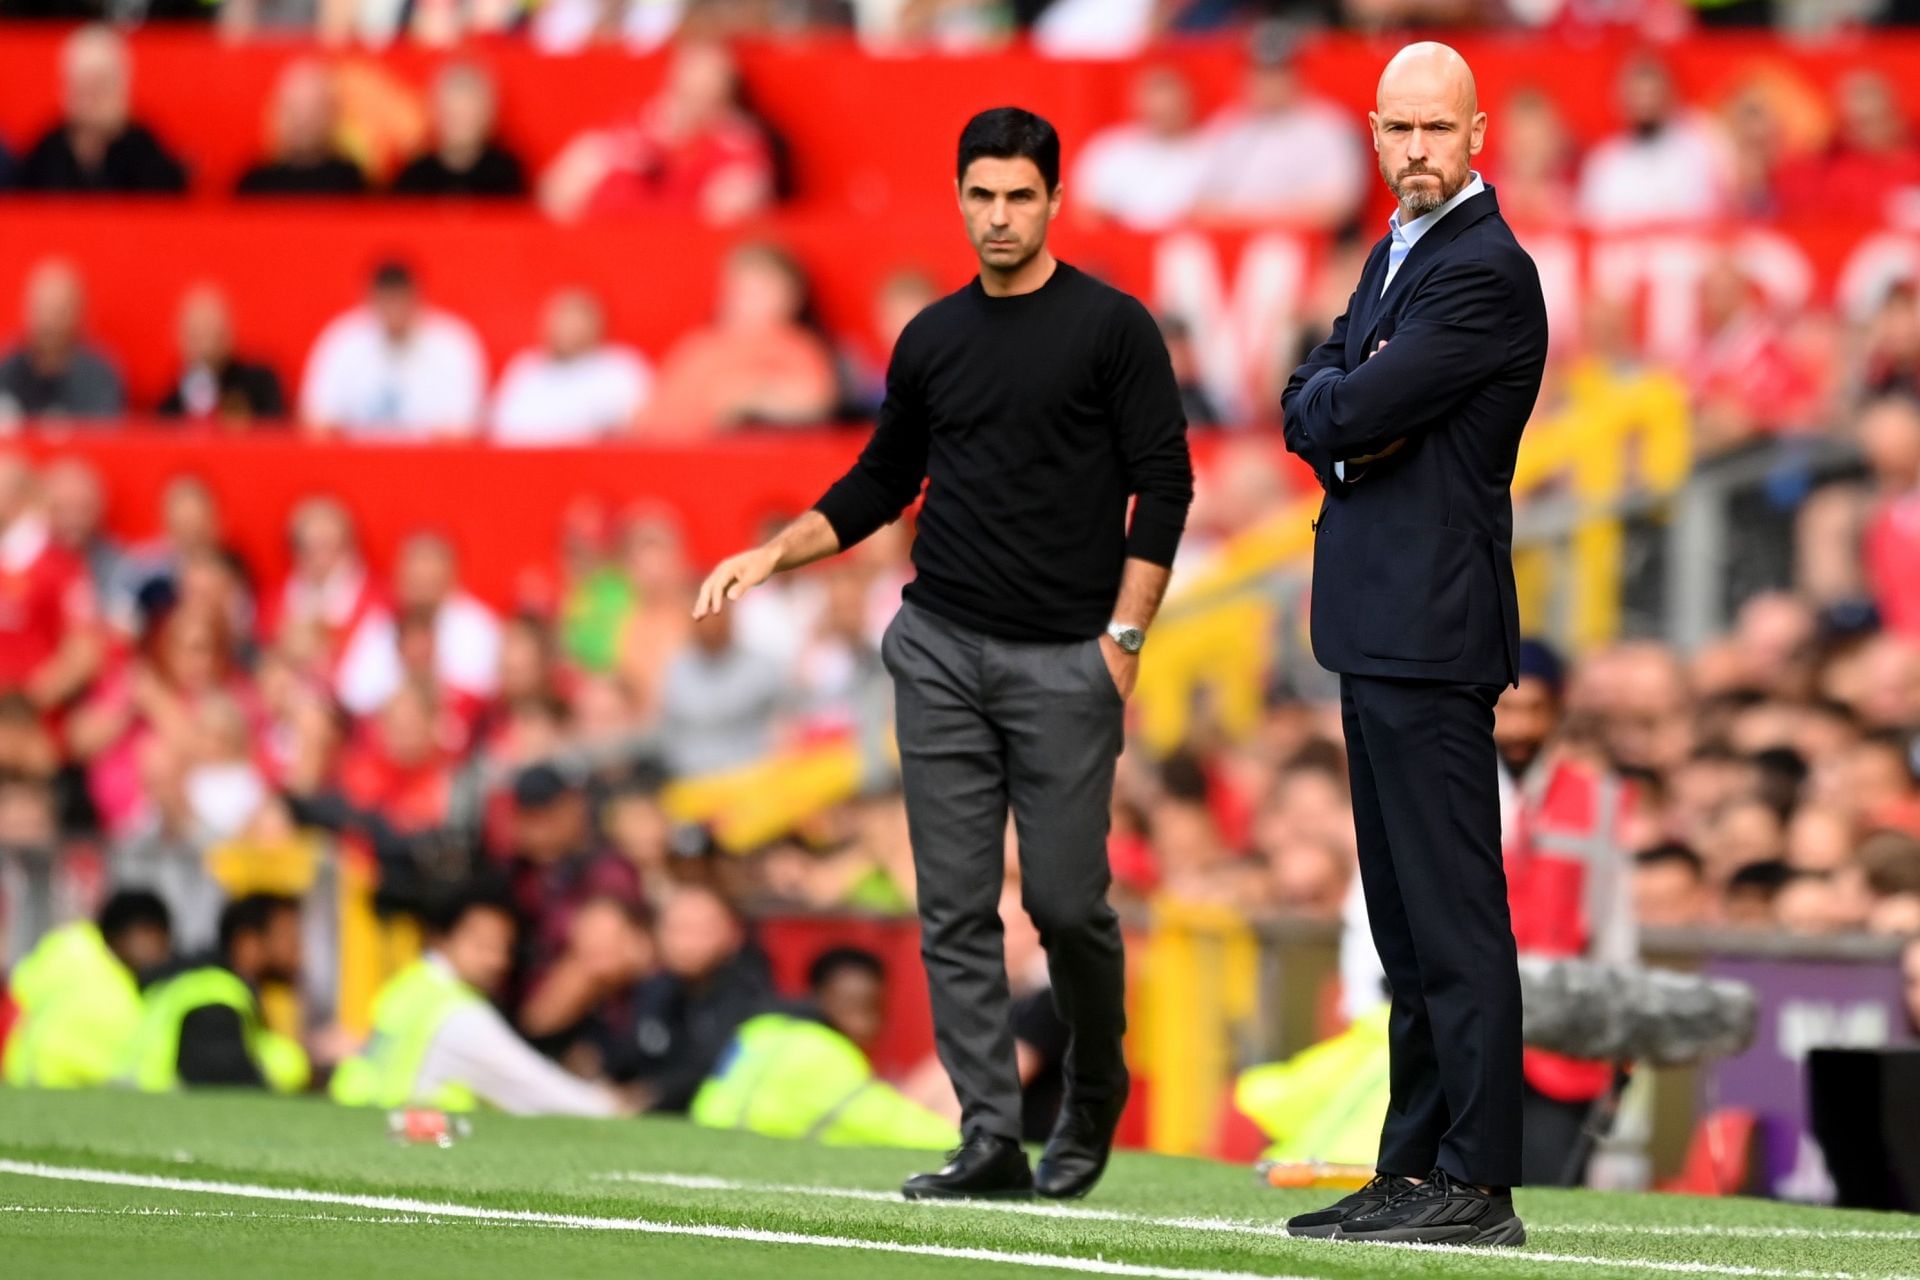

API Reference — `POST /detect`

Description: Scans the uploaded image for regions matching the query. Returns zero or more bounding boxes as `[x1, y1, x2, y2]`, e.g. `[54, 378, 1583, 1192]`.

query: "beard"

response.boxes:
[1386, 162, 1464, 215]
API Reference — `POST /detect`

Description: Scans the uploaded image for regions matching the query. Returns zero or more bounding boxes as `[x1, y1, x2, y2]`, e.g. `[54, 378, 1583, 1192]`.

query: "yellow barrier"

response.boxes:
[1136, 897, 1261, 1155]
[1133, 366, 1691, 753]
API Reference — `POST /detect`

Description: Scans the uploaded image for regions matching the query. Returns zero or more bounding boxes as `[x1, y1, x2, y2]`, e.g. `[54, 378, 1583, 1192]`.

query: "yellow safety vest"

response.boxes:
[329, 958, 481, 1112]
[3, 922, 144, 1088]
[123, 965, 309, 1094]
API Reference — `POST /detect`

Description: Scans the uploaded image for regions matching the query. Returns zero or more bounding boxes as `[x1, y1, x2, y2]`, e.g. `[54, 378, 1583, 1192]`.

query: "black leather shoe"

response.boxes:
[1283, 1173, 1414, 1238]
[901, 1135, 1034, 1201]
[1034, 1076, 1130, 1200]
[1335, 1168, 1526, 1246]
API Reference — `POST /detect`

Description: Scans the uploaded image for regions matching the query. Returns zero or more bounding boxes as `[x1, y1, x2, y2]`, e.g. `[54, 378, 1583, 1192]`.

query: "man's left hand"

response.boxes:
[1099, 634, 1139, 700]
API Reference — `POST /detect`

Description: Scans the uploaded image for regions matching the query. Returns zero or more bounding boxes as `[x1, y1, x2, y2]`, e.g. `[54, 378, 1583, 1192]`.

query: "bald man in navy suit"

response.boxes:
[1279, 43, 1547, 1248]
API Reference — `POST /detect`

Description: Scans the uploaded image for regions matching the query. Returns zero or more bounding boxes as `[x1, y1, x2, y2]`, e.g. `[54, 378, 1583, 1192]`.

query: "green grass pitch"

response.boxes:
[0, 1090, 1915, 1279]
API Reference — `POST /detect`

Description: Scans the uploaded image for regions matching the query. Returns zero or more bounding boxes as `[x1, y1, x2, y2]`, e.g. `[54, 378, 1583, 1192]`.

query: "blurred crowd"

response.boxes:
[4, 0, 1918, 54]
[15, 28, 1920, 440]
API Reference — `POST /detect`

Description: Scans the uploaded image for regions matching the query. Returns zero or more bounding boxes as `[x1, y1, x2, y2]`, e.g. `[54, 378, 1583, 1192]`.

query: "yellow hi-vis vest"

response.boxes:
[329, 958, 481, 1112]
[1234, 1002, 1392, 1167]
[3, 922, 143, 1088]
[691, 1013, 959, 1150]
[124, 965, 310, 1094]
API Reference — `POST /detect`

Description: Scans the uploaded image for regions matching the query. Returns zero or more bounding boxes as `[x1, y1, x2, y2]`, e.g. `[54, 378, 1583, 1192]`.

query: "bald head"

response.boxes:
[1371, 42, 1487, 218]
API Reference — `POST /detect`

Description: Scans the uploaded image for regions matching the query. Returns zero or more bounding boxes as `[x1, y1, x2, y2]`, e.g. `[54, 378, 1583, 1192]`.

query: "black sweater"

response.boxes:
[813, 262, 1192, 642]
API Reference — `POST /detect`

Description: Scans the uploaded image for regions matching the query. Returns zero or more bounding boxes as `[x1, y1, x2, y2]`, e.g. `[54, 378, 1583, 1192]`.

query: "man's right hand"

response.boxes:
[693, 544, 782, 618]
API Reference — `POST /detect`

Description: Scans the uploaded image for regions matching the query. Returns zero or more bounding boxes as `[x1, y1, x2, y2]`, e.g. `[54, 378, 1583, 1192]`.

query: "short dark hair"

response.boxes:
[809, 945, 885, 993]
[218, 893, 300, 958]
[1635, 842, 1705, 881]
[98, 889, 171, 945]
[957, 107, 1061, 191]
[1726, 859, 1793, 899]
[424, 881, 519, 941]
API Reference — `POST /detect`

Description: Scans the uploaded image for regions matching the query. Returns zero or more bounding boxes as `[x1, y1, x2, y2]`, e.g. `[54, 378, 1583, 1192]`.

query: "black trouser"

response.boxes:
[1521, 1082, 1593, 1187]
[882, 601, 1128, 1143]
[1341, 674, 1524, 1187]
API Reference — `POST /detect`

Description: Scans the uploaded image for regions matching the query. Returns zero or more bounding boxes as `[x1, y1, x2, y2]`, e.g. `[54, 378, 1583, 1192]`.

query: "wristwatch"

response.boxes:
[1106, 620, 1146, 654]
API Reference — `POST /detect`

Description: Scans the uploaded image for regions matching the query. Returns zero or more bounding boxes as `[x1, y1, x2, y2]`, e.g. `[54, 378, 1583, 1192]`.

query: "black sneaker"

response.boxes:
[1283, 1173, 1414, 1238]
[1034, 1076, 1129, 1200]
[1335, 1168, 1526, 1246]
[901, 1134, 1034, 1201]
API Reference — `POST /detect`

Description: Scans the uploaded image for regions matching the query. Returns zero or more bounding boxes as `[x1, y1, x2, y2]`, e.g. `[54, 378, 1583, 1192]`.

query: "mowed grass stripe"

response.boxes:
[599, 1172, 1920, 1245]
[0, 1159, 1309, 1280]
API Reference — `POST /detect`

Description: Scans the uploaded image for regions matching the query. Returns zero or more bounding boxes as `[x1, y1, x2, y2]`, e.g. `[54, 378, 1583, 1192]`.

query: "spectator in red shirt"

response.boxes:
[1686, 255, 1822, 448]
[67, 599, 255, 841]
[0, 457, 104, 713]
[537, 41, 774, 226]
[269, 496, 394, 717]
[1858, 394, 1920, 639]
[1777, 71, 1920, 222]
[338, 679, 456, 834]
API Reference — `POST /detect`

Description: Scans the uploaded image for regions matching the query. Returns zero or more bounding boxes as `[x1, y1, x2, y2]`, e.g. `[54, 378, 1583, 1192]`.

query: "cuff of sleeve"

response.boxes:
[1125, 508, 1186, 568]
[810, 492, 868, 552]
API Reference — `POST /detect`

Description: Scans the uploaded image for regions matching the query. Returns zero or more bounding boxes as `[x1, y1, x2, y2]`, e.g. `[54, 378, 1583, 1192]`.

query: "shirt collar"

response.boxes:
[1389, 170, 1486, 248]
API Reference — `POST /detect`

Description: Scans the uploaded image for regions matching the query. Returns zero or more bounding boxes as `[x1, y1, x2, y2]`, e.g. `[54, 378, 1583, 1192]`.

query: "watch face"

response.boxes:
[1114, 627, 1145, 654]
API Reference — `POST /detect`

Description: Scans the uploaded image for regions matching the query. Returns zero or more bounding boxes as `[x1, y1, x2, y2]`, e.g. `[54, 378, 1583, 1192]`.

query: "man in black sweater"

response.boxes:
[694, 108, 1192, 1201]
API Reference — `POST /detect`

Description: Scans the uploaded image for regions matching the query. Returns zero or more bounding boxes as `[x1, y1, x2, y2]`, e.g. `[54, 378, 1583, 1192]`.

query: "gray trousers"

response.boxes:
[881, 600, 1127, 1143]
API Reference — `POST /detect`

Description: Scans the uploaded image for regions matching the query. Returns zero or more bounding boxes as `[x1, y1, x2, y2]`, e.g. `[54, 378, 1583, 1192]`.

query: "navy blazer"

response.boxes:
[1280, 186, 1547, 688]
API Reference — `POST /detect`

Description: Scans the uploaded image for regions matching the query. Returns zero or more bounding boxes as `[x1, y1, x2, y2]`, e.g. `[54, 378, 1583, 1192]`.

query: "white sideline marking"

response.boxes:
[601, 1172, 1920, 1244]
[0, 1204, 445, 1226]
[0, 1160, 1302, 1280]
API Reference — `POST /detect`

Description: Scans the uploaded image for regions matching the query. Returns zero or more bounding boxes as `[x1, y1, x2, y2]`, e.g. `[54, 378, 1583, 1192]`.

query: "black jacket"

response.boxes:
[1281, 186, 1547, 688]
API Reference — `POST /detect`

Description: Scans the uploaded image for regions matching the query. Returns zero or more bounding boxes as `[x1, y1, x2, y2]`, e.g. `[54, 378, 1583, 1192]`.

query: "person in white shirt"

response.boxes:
[1576, 54, 1733, 231]
[333, 887, 630, 1117]
[1073, 65, 1212, 232]
[331, 530, 502, 717]
[1194, 37, 1367, 229]
[300, 261, 487, 438]
[490, 289, 652, 446]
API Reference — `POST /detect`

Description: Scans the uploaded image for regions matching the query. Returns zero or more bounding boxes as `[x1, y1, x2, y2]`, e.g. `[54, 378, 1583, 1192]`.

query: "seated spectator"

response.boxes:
[300, 261, 487, 438]
[68, 599, 256, 842]
[392, 63, 526, 199]
[691, 946, 958, 1149]
[1073, 66, 1210, 232]
[503, 764, 643, 1002]
[393, 531, 501, 705]
[1633, 843, 1711, 928]
[268, 496, 396, 716]
[518, 893, 657, 1054]
[1490, 88, 1574, 229]
[0, 259, 124, 424]
[606, 884, 773, 1113]
[538, 41, 774, 225]
[338, 681, 457, 834]
[1857, 394, 1920, 639]
[0, 458, 104, 713]
[41, 456, 122, 604]
[640, 243, 838, 437]
[658, 606, 786, 777]
[109, 476, 227, 636]
[1722, 858, 1791, 927]
[1576, 54, 1733, 230]
[1686, 256, 1823, 442]
[237, 60, 368, 197]
[317, 0, 520, 48]
[331, 886, 629, 1116]
[1160, 315, 1222, 428]
[124, 893, 309, 1092]
[1777, 71, 1920, 222]
[157, 286, 286, 424]
[3, 889, 172, 1089]
[1192, 32, 1366, 229]
[15, 26, 187, 194]
[490, 289, 652, 446]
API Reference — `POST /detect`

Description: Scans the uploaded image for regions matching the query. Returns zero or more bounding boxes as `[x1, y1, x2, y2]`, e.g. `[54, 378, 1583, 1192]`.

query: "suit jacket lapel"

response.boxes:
[1363, 187, 1503, 347]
